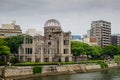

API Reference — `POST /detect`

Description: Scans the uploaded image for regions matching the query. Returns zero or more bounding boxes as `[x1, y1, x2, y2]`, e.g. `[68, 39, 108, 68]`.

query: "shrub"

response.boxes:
[114, 55, 120, 64]
[15, 62, 77, 66]
[0, 61, 6, 66]
[97, 61, 108, 68]
[33, 66, 42, 74]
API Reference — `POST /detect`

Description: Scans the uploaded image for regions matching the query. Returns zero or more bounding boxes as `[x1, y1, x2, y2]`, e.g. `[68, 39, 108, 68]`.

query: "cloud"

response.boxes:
[0, 0, 120, 35]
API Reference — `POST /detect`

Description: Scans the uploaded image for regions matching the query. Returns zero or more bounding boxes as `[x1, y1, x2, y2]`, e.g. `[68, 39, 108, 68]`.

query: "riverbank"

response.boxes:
[0, 63, 119, 79]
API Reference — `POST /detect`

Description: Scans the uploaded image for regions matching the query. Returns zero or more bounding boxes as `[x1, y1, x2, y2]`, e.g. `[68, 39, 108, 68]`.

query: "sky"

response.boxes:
[0, 0, 120, 36]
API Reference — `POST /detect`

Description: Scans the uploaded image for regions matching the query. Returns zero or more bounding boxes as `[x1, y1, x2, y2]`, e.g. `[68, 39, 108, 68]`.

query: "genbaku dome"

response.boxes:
[18, 19, 73, 62]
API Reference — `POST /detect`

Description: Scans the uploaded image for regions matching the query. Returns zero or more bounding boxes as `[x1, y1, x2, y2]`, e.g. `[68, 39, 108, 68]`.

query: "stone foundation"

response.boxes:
[1, 63, 120, 79]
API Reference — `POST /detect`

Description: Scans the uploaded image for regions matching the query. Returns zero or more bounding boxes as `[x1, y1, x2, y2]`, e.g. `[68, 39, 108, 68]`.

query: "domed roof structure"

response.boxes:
[44, 19, 61, 27]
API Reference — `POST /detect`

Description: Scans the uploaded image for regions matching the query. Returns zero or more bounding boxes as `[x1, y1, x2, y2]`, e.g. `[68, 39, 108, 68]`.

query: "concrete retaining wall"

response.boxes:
[3, 66, 33, 77]
[1, 63, 119, 79]
[108, 63, 118, 68]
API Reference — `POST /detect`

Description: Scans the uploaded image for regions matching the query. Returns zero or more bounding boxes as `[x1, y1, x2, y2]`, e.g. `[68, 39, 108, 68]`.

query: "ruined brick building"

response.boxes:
[18, 19, 72, 62]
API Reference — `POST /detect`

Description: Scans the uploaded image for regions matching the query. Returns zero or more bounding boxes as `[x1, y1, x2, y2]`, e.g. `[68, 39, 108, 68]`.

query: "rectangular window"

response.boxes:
[29, 48, 32, 54]
[25, 48, 32, 54]
[64, 49, 68, 54]
[64, 40, 69, 45]
[48, 42, 51, 45]
[49, 35, 52, 39]
[25, 48, 28, 54]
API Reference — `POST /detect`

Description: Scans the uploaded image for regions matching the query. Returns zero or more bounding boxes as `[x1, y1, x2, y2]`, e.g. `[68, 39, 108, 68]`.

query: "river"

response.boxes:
[23, 68, 120, 80]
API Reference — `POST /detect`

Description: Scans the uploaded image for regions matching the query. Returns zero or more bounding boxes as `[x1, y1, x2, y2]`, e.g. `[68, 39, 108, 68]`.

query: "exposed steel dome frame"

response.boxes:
[44, 19, 61, 27]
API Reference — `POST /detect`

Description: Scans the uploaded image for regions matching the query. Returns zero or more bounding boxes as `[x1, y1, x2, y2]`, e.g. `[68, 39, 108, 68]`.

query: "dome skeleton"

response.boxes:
[45, 19, 61, 27]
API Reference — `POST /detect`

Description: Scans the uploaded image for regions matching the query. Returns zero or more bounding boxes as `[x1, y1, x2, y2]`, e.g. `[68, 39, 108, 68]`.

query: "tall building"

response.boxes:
[90, 20, 111, 46]
[0, 20, 22, 38]
[18, 19, 72, 62]
[111, 34, 120, 45]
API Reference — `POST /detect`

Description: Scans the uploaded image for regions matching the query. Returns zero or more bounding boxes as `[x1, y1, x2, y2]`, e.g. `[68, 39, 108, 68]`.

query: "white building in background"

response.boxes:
[0, 20, 22, 38]
[26, 29, 42, 36]
[83, 37, 98, 46]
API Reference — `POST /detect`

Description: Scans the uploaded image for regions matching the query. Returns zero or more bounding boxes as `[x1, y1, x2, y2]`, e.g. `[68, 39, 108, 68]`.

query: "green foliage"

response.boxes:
[0, 38, 7, 46]
[115, 46, 120, 55]
[15, 62, 77, 66]
[33, 66, 42, 74]
[98, 61, 108, 68]
[71, 41, 103, 59]
[71, 41, 120, 60]
[0, 38, 11, 62]
[4, 35, 24, 54]
[10, 56, 19, 64]
[0, 38, 11, 55]
[71, 41, 93, 56]
[102, 45, 117, 57]
[114, 55, 120, 64]
[0, 46, 10, 55]
[0, 61, 6, 65]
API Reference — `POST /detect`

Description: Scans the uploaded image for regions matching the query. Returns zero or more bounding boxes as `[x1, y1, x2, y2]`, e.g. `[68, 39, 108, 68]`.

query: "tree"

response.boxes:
[0, 46, 10, 55]
[0, 38, 11, 62]
[91, 46, 102, 59]
[71, 41, 86, 56]
[115, 46, 120, 55]
[102, 45, 117, 58]
[0, 38, 7, 46]
[71, 41, 94, 58]
[4, 35, 24, 54]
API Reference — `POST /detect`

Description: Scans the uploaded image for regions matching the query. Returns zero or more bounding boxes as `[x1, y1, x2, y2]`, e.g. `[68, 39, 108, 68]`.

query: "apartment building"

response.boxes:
[90, 20, 111, 46]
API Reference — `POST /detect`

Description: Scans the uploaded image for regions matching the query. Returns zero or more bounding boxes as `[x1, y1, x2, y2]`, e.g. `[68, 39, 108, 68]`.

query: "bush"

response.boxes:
[15, 62, 58, 66]
[15, 62, 77, 66]
[114, 55, 120, 64]
[33, 66, 42, 74]
[97, 61, 108, 68]
[0, 61, 6, 66]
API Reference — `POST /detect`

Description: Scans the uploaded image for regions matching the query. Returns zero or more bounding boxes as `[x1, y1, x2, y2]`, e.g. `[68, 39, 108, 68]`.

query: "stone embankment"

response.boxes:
[0, 63, 119, 79]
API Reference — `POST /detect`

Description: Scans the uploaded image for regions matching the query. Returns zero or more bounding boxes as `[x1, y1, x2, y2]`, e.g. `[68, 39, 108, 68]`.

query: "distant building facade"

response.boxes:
[111, 34, 120, 45]
[26, 29, 42, 36]
[83, 36, 98, 46]
[90, 20, 111, 46]
[71, 35, 83, 41]
[18, 19, 72, 62]
[0, 20, 22, 38]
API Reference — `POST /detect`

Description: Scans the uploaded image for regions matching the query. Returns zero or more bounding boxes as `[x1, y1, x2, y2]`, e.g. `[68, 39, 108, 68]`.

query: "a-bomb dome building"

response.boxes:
[18, 19, 72, 62]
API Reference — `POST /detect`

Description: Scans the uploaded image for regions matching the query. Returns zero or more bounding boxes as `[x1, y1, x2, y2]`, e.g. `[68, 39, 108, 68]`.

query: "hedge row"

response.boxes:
[15, 62, 77, 66]
[14, 60, 105, 66]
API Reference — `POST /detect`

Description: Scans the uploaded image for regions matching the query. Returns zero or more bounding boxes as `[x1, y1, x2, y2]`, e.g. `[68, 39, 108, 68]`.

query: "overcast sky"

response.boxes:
[0, 0, 120, 36]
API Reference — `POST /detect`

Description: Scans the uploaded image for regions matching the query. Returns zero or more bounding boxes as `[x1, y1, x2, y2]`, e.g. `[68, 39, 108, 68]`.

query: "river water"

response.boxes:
[24, 68, 120, 80]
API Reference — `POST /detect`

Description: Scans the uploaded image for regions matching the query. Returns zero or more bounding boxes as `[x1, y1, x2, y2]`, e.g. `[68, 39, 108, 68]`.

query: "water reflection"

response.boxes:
[21, 68, 120, 80]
